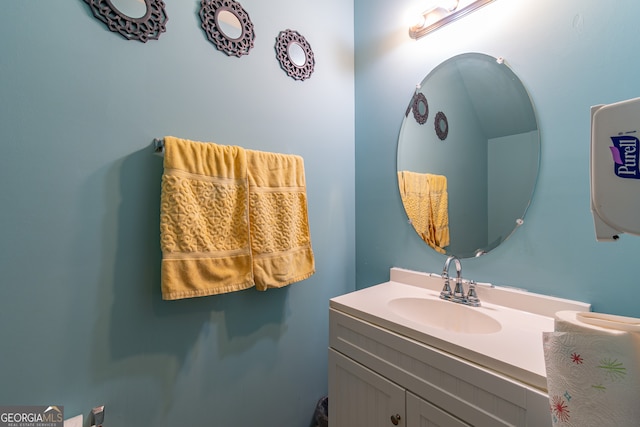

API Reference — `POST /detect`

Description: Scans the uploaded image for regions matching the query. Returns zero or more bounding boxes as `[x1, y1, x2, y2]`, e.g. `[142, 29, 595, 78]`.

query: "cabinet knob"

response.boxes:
[390, 414, 402, 425]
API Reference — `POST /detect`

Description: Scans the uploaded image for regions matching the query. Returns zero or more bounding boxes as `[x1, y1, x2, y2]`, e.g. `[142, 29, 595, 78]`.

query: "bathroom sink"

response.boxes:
[387, 297, 502, 334]
[330, 268, 591, 390]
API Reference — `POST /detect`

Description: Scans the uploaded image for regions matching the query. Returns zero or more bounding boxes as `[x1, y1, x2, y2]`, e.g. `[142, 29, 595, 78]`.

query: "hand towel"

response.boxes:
[160, 136, 254, 299]
[246, 149, 315, 290]
[397, 171, 450, 253]
[542, 311, 640, 426]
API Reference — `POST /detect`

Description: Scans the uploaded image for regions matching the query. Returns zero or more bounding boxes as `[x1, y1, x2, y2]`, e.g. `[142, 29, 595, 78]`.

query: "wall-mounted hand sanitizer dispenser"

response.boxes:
[591, 97, 640, 241]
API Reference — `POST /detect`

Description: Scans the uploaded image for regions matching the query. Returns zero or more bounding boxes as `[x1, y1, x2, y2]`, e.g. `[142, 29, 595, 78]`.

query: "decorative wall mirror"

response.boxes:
[434, 111, 449, 140]
[397, 53, 540, 258]
[412, 93, 429, 125]
[275, 29, 315, 81]
[199, 0, 255, 57]
[83, 0, 168, 42]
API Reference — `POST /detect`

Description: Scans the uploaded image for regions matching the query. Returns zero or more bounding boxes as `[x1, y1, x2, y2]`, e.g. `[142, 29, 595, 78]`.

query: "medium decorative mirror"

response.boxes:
[275, 29, 315, 81]
[199, 0, 255, 57]
[83, 0, 168, 42]
[397, 53, 540, 258]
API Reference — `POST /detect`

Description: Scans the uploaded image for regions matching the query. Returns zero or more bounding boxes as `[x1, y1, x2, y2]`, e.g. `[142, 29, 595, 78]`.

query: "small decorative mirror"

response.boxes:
[288, 43, 307, 67]
[412, 93, 429, 125]
[434, 111, 449, 140]
[217, 10, 242, 39]
[199, 0, 255, 57]
[275, 29, 315, 81]
[397, 53, 540, 258]
[83, 0, 168, 42]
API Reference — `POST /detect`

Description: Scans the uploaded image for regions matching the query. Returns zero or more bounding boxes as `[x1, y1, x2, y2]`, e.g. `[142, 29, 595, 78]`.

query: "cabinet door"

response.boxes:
[329, 349, 405, 427]
[406, 392, 471, 427]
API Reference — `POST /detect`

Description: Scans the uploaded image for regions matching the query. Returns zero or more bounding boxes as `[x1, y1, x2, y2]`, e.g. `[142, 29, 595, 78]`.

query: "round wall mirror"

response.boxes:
[199, 0, 255, 57]
[288, 43, 307, 66]
[275, 29, 315, 81]
[412, 93, 428, 124]
[397, 53, 539, 258]
[216, 9, 242, 39]
[434, 111, 449, 140]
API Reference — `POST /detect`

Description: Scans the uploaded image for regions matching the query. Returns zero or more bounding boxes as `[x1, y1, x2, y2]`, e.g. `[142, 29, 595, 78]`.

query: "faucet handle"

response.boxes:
[440, 278, 452, 299]
[466, 280, 481, 307]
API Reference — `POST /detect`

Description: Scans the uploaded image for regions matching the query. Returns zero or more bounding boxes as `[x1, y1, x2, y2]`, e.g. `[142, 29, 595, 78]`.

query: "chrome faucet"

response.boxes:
[440, 255, 462, 300]
[439, 255, 481, 306]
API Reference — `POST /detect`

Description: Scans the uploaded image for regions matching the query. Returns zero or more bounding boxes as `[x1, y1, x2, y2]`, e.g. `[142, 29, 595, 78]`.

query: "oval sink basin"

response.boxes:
[387, 297, 502, 334]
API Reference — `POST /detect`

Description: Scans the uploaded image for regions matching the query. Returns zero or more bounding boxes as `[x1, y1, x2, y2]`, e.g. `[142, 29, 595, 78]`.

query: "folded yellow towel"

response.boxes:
[398, 171, 450, 253]
[246, 149, 315, 290]
[160, 137, 315, 299]
[160, 136, 254, 300]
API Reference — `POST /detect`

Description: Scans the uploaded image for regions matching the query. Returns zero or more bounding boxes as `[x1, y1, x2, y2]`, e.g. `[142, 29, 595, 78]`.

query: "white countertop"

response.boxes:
[330, 268, 591, 391]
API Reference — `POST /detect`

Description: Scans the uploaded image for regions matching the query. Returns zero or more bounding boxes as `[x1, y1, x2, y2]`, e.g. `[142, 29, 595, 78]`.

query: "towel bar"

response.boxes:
[153, 138, 164, 156]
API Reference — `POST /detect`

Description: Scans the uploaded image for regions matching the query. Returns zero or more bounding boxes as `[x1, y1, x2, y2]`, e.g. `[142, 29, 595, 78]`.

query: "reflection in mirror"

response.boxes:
[435, 111, 449, 140]
[289, 43, 307, 67]
[417, 101, 427, 116]
[109, 0, 147, 19]
[412, 93, 428, 125]
[217, 9, 242, 40]
[397, 53, 539, 258]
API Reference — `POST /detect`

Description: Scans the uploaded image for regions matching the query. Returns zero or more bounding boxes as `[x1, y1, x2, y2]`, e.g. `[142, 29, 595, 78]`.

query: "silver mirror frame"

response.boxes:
[83, 0, 168, 42]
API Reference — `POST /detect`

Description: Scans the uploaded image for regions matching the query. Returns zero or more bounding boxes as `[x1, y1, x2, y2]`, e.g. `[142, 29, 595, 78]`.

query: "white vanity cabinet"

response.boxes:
[330, 348, 469, 426]
[329, 308, 551, 427]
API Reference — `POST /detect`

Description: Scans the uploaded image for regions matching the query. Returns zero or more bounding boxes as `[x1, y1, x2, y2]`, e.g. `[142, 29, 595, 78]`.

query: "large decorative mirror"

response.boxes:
[397, 53, 539, 258]
[199, 0, 255, 57]
[275, 29, 315, 81]
[83, 0, 168, 42]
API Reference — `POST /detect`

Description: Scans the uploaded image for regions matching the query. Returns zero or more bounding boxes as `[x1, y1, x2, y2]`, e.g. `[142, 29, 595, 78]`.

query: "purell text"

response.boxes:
[610, 135, 640, 179]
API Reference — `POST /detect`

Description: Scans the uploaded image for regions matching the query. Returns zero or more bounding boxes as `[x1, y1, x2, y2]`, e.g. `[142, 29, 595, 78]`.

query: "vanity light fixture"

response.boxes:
[409, 0, 495, 40]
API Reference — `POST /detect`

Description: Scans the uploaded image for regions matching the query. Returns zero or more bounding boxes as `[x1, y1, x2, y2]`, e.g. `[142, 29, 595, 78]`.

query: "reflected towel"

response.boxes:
[160, 136, 254, 299]
[246, 149, 315, 290]
[397, 171, 450, 253]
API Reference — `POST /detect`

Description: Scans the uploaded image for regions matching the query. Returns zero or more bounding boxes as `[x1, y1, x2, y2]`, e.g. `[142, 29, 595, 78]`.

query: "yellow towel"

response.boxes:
[246, 149, 315, 290]
[159, 137, 315, 299]
[160, 136, 254, 299]
[397, 171, 450, 253]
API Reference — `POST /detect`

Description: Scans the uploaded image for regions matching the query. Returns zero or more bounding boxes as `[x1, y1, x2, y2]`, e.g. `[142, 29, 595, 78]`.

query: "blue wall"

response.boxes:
[355, 0, 640, 317]
[7, 0, 640, 424]
[0, 1, 354, 426]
